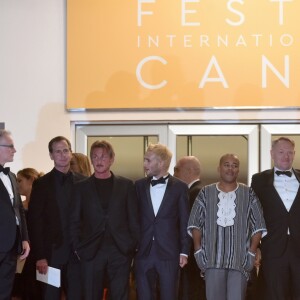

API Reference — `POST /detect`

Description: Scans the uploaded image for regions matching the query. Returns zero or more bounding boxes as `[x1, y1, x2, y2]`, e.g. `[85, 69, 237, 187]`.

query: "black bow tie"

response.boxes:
[151, 175, 169, 186]
[0, 165, 10, 175]
[275, 170, 292, 177]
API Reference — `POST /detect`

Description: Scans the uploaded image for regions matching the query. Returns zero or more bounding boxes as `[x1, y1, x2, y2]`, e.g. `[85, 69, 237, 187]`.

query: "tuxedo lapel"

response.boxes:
[155, 176, 173, 217]
[0, 178, 12, 206]
[288, 169, 300, 211]
[293, 168, 300, 183]
[145, 180, 156, 217]
[8, 173, 18, 206]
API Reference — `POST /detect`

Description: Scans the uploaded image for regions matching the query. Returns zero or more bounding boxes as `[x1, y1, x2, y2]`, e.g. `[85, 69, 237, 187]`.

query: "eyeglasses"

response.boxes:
[0, 144, 15, 149]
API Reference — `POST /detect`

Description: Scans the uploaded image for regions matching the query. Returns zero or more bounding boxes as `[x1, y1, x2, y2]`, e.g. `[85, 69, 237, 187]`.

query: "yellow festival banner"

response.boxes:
[67, 0, 300, 110]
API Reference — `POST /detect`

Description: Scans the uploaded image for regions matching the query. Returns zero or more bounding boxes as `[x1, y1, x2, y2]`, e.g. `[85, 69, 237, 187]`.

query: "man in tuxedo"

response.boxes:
[28, 136, 85, 300]
[251, 136, 300, 299]
[174, 156, 202, 210]
[70, 140, 139, 300]
[0, 129, 30, 299]
[135, 143, 190, 300]
[174, 156, 205, 300]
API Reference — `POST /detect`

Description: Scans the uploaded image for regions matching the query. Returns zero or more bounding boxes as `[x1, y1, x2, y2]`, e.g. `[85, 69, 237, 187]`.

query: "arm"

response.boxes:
[179, 255, 188, 268]
[69, 183, 82, 257]
[27, 179, 48, 273]
[127, 181, 140, 247]
[249, 231, 262, 254]
[179, 184, 191, 260]
[191, 228, 202, 251]
[19, 241, 30, 260]
[187, 188, 205, 247]
[249, 231, 262, 269]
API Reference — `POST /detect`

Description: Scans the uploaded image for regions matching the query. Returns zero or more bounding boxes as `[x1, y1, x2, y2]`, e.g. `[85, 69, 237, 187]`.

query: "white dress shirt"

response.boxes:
[274, 168, 299, 234]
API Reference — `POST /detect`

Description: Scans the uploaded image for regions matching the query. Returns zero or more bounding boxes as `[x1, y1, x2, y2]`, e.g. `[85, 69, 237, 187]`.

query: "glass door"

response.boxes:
[74, 123, 259, 184]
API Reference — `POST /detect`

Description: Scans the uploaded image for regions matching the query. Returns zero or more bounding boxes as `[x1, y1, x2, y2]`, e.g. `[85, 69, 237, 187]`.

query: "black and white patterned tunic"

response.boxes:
[187, 183, 266, 279]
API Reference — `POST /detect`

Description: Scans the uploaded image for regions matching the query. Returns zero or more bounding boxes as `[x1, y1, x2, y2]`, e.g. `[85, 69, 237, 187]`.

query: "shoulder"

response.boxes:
[252, 169, 273, 179]
[113, 174, 134, 185]
[237, 182, 250, 190]
[293, 168, 300, 176]
[74, 176, 93, 187]
[169, 175, 186, 185]
[168, 176, 189, 190]
[135, 177, 148, 185]
[73, 172, 87, 182]
[251, 169, 273, 187]
[202, 183, 217, 192]
[32, 170, 52, 187]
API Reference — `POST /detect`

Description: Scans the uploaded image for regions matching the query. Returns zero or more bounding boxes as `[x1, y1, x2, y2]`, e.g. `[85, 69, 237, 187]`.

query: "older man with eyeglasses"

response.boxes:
[0, 129, 30, 300]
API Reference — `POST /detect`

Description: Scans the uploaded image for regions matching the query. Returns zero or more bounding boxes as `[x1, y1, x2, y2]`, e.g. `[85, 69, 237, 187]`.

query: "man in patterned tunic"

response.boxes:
[188, 154, 266, 300]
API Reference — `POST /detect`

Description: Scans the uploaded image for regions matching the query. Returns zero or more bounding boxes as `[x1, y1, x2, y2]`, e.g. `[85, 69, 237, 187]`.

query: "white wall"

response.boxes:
[1, 0, 300, 174]
[0, 0, 69, 173]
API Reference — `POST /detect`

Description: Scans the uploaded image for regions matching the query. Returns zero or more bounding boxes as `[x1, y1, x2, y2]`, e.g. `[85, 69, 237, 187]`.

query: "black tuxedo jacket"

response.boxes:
[135, 175, 190, 260]
[189, 180, 201, 210]
[251, 168, 300, 258]
[70, 173, 139, 261]
[0, 171, 28, 253]
[28, 168, 85, 261]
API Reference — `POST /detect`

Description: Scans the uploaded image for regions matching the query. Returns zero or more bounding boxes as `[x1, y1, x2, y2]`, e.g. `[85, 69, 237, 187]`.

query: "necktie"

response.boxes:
[0, 165, 10, 175]
[275, 170, 292, 177]
[151, 175, 169, 186]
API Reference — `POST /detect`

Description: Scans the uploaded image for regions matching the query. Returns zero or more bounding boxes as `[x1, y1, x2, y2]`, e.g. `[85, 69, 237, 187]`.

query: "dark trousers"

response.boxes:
[0, 249, 17, 300]
[262, 237, 300, 300]
[0, 228, 19, 300]
[81, 242, 132, 300]
[178, 254, 206, 300]
[135, 242, 180, 300]
[41, 258, 82, 300]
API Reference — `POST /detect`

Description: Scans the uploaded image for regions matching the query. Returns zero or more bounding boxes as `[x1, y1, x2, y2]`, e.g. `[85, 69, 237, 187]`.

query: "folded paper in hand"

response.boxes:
[36, 266, 61, 288]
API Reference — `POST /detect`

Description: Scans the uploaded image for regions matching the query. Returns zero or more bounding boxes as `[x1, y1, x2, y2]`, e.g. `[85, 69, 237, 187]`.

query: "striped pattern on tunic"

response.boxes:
[187, 183, 266, 279]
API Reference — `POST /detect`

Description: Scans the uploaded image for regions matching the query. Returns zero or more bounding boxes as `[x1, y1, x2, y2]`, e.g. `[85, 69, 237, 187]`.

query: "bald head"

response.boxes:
[174, 156, 201, 185]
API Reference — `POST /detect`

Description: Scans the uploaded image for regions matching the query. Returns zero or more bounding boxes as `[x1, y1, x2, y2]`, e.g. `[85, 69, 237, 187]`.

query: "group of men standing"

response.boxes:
[0, 128, 299, 300]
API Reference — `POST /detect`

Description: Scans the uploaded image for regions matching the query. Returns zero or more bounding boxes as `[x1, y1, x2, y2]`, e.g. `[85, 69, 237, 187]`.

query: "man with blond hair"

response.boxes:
[252, 137, 300, 299]
[135, 143, 190, 300]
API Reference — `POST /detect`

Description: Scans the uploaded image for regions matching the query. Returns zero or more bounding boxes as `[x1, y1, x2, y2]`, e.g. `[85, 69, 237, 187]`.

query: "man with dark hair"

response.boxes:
[0, 129, 30, 299]
[251, 137, 300, 299]
[28, 136, 85, 300]
[70, 140, 139, 300]
[189, 154, 266, 300]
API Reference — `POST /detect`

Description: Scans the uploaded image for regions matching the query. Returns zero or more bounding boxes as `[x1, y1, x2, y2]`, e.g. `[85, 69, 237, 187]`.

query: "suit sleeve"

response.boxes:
[27, 179, 46, 260]
[69, 182, 82, 251]
[179, 184, 191, 256]
[127, 181, 139, 246]
[10, 173, 29, 242]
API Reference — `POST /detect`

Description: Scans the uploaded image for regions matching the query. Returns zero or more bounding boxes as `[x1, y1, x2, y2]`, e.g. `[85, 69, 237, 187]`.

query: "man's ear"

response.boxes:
[49, 152, 54, 161]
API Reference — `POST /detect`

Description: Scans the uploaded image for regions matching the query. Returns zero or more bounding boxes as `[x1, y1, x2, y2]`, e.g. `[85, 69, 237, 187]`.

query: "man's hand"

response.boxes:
[179, 255, 188, 268]
[254, 248, 262, 268]
[36, 259, 48, 274]
[19, 241, 30, 260]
